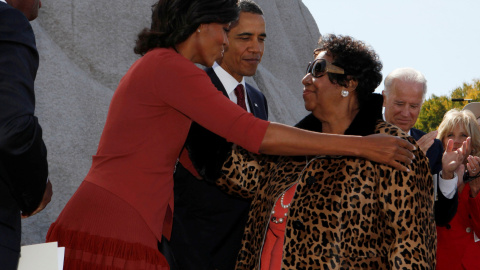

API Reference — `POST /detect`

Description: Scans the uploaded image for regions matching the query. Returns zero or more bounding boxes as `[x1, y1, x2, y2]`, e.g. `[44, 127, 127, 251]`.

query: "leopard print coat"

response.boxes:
[218, 113, 436, 269]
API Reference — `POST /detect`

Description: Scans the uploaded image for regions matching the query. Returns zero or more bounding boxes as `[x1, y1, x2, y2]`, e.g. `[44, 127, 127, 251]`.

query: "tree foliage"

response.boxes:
[414, 79, 480, 132]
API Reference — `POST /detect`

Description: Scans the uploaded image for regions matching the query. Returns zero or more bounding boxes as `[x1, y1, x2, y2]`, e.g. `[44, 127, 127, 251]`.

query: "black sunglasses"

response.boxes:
[305, 59, 345, 78]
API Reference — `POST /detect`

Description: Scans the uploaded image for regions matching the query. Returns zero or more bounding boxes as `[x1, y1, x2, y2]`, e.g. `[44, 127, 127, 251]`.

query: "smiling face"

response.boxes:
[382, 79, 424, 132]
[442, 124, 469, 153]
[301, 51, 343, 115]
[218, 12, 266, 82]
[195, 23, 230, 67]
[437, 109, 480, 157]
[7, 0, 41, 21]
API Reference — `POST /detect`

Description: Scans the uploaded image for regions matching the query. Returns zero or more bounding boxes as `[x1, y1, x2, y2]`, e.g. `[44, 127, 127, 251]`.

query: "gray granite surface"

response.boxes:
[22, 0, 320, 245]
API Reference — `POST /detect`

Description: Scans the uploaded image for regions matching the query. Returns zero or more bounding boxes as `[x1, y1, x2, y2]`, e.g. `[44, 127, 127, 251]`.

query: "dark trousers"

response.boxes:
[0, 245, 19, 270]
[158, 237, 178, 270]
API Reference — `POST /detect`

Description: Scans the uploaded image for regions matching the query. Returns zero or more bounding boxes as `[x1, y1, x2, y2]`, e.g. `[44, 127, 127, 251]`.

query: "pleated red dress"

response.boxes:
[46, 47, 269, 270]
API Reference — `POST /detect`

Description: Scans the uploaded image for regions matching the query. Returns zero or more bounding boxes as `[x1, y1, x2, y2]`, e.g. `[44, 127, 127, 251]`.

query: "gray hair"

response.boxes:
[383, 67, 428, 101]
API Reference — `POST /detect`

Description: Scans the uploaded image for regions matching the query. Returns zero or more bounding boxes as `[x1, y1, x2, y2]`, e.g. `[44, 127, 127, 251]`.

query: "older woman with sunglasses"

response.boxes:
[195, 34, 435, 269]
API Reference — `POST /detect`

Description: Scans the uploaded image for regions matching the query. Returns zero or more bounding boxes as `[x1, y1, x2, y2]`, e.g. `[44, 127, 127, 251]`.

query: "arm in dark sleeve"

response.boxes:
[435, 187, 458, 226]
[185, 121, 233, 183]
[186, 83, 269, 183]
[429, 139, 458, 226]
[0, 7, 48, 215]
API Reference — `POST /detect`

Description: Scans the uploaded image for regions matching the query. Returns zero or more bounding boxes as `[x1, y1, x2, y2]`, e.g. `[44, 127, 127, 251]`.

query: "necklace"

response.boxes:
[269, 156, 318, 224]
[280, 192, 291, 208]
[271, 187, 295, 224]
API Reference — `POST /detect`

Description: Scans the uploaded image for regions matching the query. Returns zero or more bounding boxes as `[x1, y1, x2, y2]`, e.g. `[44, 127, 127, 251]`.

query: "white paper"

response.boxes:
[18, 242, 63, 270]
[58, 247, 65, 270]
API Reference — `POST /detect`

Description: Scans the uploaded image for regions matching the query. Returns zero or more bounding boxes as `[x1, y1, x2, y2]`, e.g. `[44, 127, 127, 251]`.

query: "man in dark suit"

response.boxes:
[382, 67, 457, 226]
[0, 0, 52, 269]
[169, 1, 268, 269]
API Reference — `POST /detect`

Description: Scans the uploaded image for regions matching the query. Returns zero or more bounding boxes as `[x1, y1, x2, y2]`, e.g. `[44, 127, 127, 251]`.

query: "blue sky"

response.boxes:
[302, 0, 480, 99]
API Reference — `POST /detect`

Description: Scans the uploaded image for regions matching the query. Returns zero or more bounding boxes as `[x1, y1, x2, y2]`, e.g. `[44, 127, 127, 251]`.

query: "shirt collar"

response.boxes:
[0, 0, 7, 4]
[212, 62, 245, 96]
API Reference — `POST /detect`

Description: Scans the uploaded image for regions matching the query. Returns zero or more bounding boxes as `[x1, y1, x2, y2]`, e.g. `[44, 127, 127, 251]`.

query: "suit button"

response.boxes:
[466, 227, 472, 233]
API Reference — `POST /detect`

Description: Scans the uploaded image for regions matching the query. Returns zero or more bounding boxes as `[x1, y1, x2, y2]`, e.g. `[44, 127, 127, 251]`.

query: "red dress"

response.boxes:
[436, 183, 480, 270]
[261, 184, 297, 270]
[46, 48, 269, 269]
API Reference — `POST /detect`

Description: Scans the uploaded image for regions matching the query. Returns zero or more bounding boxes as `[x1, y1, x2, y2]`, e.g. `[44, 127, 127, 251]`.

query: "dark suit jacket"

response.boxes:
[170, 67, 268, 270]
[410, 128, 457, 226]
[0, 3, 48, 268]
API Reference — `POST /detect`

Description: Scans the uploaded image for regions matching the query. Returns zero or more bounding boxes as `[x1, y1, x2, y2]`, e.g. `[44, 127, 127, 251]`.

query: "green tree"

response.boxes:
[414, 79, 480, 132]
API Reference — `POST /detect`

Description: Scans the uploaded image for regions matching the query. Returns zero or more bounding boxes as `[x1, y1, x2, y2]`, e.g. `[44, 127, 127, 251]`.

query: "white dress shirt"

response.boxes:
[212, 62, 251, 113]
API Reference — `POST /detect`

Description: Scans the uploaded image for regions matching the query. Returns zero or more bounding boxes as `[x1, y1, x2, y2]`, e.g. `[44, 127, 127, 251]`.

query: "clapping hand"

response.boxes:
[441, 138, 470, 181]
[466, 155, 480, 197]
[417, 130, 438, 155]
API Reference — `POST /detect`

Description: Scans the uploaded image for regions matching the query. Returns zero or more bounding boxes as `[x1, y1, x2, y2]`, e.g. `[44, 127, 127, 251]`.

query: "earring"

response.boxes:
[197, 29, 201, 33]
[341, 89, 349, 97]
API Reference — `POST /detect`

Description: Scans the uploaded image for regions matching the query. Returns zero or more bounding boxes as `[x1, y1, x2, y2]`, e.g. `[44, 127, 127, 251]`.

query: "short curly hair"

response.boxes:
[134, 0, 239, 55]
[314, 34, 383, 108]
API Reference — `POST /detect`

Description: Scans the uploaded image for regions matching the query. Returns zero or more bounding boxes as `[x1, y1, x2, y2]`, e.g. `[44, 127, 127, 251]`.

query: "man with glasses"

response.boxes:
[169, 1, 268, 269]
[382, 67, 457, 226]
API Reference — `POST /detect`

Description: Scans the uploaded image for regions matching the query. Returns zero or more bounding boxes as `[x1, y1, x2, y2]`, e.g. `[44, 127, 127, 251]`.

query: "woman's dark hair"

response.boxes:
[134, 0, 239, 55]
[314, 34, 383, 108]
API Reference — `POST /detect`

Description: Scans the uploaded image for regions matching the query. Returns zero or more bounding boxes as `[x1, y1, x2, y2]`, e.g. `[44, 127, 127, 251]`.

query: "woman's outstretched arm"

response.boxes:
[259, 122, 415, 172]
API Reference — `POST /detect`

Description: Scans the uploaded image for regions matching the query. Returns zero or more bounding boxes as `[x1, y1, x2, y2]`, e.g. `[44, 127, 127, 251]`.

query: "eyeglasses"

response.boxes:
[305, 59, 345, 78]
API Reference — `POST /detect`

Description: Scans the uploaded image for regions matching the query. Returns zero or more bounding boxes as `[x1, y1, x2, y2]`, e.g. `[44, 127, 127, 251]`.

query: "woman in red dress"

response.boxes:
[46, 0, 416, 269]
[436, 109, 480, 270]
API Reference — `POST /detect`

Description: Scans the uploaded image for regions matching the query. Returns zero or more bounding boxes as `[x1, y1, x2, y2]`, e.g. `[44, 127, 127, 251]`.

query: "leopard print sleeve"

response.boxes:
[216, 145, 277, 199]
[376, 121, 436, 269]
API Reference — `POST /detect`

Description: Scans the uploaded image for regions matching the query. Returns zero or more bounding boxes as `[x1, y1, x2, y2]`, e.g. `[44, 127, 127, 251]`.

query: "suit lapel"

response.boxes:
[205, 68, 267, 120]
[410, 128, 422, 141]
[205, 68, 228, 98]
[245, 85, 257, 115]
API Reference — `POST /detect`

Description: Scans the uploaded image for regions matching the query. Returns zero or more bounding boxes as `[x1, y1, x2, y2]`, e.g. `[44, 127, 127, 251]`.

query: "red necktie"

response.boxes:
[234, 84, 247, 111]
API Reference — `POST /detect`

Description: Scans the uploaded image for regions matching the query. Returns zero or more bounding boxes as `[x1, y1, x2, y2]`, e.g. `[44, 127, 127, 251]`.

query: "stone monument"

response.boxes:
[22, 0, 320, 244]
